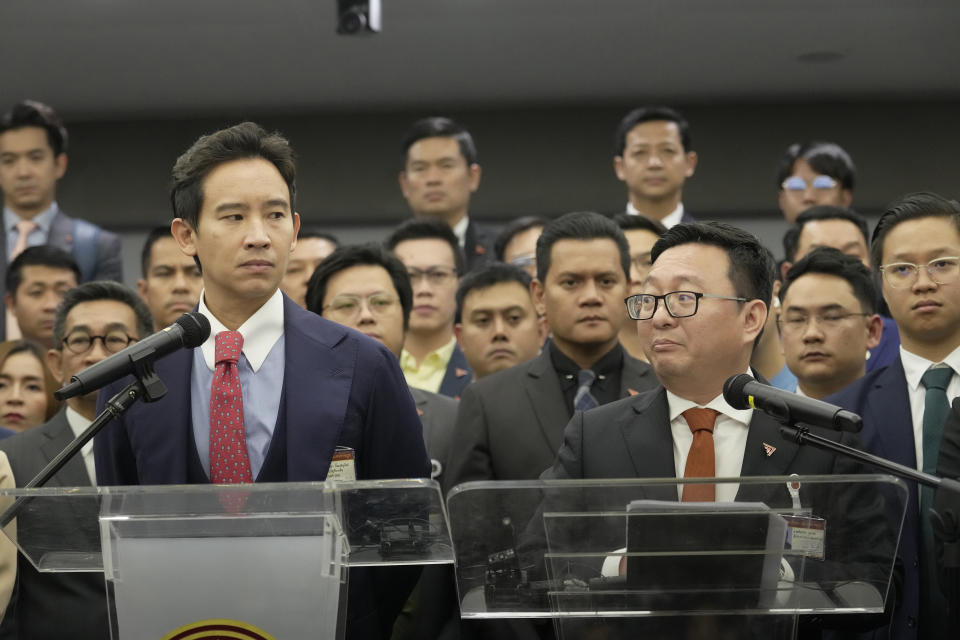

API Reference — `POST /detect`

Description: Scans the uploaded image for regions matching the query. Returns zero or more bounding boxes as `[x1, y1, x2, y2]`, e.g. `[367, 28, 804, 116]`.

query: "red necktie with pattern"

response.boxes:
[209, 330, 253, 484]
[681, 408, 720, 502]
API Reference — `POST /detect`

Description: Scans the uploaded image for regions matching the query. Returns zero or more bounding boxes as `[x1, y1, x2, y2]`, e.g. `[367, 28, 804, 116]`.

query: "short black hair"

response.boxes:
[612, 212, 668, 237]
[776, 141, 856, 191]
[401, 117, 477, 167]
[297, 227, 340, 247]
[614, 106, 692, 156]
[651, 222, 775, 305]
[170, 121, 296, 231]
[781, 247, 878, 314]
[384, 218, 466, 276]
[456, 262, 533, 318]
[781, 206, 870, 263]
[494, 216, 548, 261]
[140, 226, 175, 278]
[53, 281, 154, 346]
[5, 246, 80, 300]
[536, 212, 630, 282]
[0, 100, 68, 156]
[871, 191, 960, 268]
[305, 244, 413, 331]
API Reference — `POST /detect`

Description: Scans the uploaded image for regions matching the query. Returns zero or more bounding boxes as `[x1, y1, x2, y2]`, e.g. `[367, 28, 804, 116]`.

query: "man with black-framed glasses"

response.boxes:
[828, 192, 960, 640]
[0, 280, 152, 639]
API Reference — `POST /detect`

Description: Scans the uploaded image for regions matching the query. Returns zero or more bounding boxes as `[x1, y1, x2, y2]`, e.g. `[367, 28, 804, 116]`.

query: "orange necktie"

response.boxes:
[681, 408, 719, 502]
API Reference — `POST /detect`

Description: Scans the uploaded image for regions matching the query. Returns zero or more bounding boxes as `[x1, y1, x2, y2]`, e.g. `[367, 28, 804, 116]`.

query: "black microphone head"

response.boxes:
[175, 312, 211, 348]
[723, 374, 755, 410]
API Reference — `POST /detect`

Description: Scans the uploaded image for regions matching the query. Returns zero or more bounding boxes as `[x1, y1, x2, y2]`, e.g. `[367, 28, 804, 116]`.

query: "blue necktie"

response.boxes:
[919, 365, 953, 628]
[574, 369, 599, 412]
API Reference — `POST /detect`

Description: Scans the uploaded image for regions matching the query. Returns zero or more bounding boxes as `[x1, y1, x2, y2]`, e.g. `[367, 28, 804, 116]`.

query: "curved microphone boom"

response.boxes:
[722, 373, 863, 432]
[54, 311, 211, 401]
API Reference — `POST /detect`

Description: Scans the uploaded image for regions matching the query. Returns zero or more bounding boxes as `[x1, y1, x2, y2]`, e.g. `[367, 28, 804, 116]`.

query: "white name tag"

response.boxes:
[326, 446, 357, 482]
[784, 515, 826, 560]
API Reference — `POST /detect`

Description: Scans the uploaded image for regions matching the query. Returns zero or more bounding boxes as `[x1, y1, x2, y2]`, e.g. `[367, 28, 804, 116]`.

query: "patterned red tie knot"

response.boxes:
[215, 330, 243, 366]
[682, 408, 719, 435]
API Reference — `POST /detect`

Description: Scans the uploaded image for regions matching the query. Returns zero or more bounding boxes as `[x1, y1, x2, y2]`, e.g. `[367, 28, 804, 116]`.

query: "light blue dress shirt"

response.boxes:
[190, 290, 286, 480]
[4, 203, 58, 257]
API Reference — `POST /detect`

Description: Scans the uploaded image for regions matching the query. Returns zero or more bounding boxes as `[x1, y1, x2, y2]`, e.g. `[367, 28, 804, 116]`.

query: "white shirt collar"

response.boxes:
[626, 201, 684, 229]
[452, 215, 470, 248]
[900, 343, 960, 392]
[665, 386, 754, 427]
[64, 406, 96, 484]
[198, 288, 285, 372]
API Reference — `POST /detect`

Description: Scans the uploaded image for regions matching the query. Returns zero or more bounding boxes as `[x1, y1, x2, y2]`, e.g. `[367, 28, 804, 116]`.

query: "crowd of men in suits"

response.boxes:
[0, 99, 957, 640]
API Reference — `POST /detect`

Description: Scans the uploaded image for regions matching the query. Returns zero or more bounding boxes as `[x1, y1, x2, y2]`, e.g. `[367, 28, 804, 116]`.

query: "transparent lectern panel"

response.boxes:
[446, 474, 906, 627]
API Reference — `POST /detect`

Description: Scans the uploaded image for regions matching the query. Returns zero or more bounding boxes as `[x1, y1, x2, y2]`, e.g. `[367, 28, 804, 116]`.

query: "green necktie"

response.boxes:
[919, 365, 953, 633]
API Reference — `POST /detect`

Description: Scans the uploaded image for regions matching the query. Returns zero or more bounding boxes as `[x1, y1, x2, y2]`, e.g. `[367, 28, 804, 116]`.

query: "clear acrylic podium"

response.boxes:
[446, 474, 907, 639]
[0, 479, 453, 639]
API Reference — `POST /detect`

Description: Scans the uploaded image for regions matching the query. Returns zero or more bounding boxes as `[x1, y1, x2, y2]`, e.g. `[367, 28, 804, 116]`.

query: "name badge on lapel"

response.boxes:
[783, 477, 826, 560]
[326, 446, 357, 482]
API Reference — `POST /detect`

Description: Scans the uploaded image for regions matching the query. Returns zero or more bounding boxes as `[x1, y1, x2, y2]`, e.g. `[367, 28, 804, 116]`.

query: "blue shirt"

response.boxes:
[4, 203, 58, 257]
[769, 363, 799, 392]
[190, 290, 286, 480]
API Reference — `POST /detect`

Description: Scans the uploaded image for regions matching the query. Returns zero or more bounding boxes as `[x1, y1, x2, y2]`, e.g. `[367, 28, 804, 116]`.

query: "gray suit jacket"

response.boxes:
[410, 387, 458, 482]
[443, 347, 657, 490]
[0, 209, 123, 340]
[0, 409, 108, 640]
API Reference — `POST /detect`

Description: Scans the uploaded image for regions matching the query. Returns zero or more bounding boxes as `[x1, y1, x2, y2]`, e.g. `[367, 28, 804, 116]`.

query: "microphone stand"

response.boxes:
[0, 349, 168, 527]
[779, 421, 960, 628]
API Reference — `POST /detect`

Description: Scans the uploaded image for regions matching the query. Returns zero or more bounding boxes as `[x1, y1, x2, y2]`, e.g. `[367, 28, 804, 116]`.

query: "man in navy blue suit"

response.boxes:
[828, 192, 960, 640]
[93, 122, 430, 639]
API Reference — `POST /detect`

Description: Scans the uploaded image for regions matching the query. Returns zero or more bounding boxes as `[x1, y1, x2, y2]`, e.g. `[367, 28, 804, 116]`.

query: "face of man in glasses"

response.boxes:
[320, 264, 405, 358]
[47, 299, 141, 417]
[638, 243, 766, 402]
[778, 159, 852, 223]
[779, 273, 881, 399]
[392, 238, 459, 337]
[879, 216, 960, 359]
[502, 226, 542, 278]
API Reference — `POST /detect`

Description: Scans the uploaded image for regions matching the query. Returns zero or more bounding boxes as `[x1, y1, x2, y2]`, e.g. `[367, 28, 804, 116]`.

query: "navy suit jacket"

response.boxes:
[827, 357, 920, 640]
[93, 294, 431, 638]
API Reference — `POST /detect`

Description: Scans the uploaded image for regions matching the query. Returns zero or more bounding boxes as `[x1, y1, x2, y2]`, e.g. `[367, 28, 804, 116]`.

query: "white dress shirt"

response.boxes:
[899, 344, 960, 470]
[666, 388, 753, 502]
[65, 407, 96, 485]
[451, 215, 470, 249]
[626, 201, 685, 229]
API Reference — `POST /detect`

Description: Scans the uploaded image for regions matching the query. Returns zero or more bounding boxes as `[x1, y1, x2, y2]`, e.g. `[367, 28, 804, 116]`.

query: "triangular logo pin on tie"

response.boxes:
[627, 388, 639, 396]
[455, 368, 469, 378]
[475, 245, 486, 255]
[763, 442, 776, 457]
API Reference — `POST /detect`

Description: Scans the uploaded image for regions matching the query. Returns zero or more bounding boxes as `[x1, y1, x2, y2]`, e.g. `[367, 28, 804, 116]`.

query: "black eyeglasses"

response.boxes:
[624, 291, 749, 320]
[62, 330, 137, 354]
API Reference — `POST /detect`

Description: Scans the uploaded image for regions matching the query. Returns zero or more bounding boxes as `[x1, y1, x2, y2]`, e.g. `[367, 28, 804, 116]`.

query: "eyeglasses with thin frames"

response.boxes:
[323, 294, 399, 320]
[777, 311, 871, 335]
[406, 266, 457, 287]
[878, 256, 960, 288]
[624, 290, 749, 320]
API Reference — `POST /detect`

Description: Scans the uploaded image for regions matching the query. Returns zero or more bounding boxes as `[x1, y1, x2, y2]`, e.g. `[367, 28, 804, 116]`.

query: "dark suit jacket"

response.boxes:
[93, 294, 430, 639]
[0, 409, 108, 640]
[438, 343, 473, 399]
[410, 387, 458, 482]
[0, 209, 122, 339]
[444, 347, 657, 490]
[464, 219, 497, 273]
[827, 357, 920, 640]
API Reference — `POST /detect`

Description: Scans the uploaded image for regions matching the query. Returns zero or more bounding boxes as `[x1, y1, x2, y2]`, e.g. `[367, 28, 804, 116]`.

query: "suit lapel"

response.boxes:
[410, 388, 434, 447]
[740, 412, 800, 479]
[438, 344, 472, 399]
[47, 210, 74, 253]
[864, 358, 915, 466]
[39, 412, 91, 487]
[524, 350, 572, 456]
[619, 355, 655, 398]
[619, 388, 678, 501]
[149, 348, 194, 484]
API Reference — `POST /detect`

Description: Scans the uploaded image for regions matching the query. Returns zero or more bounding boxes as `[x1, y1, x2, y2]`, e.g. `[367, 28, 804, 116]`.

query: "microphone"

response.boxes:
[54, 311, 211, 400]
[722, 373, 863, 432]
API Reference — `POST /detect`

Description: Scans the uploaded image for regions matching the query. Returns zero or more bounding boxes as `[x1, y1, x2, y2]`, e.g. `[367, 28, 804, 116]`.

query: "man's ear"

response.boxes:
[170, 218, 197, 257]
[743, 299, 768, 344]
[454, 324, 464, 347]
[45, 348, 64, 385]
[531, 279, 546, 317]
[613, 156, 625, 181]
[780, 261, 792, 282]
[54, 153, 68, 180]
[398, 171, 410, 199]
[136, 279, 149, 300]
[840, 188, 853, 208]
[865, 314, 883, 350]
[290, 212, 301, 252]
[684, 151, 698, 178]
[468, 164, 482, 193]
[3, 292, 13, 312]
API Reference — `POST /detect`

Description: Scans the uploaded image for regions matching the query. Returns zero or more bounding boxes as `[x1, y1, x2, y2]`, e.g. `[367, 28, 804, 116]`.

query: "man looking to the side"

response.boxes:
[613, 213, 666, 360]
[4, 245, 79, 348]
[398, 117, 495, 272]
[0, 281, 153, 639]
[612, 106, 698, 227]
[778, 247, 882, 398]
[386, 218, 473, 398]
[93, 122, 428, 640]
[137, 226, 202, 328]
[454, 263, 545, 381]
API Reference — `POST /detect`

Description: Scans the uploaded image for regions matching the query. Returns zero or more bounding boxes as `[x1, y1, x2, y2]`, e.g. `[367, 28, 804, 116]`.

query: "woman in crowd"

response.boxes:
[0, 340, 60, 435]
